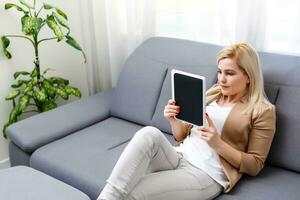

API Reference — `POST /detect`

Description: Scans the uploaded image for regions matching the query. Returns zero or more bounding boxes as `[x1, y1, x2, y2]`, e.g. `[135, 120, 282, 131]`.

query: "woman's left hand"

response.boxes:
[198, 113, 222, 150]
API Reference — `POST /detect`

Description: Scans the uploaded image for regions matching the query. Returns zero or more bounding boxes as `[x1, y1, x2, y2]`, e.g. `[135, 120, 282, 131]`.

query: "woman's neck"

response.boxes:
[219, 92, 246, 107]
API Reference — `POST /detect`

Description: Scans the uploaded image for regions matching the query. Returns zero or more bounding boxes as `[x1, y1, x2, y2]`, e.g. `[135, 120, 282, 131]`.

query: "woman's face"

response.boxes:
[217, 58, 249, 98]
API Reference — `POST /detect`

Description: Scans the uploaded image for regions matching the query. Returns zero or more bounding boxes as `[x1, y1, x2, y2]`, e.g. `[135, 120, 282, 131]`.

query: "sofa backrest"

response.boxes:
[112, 37, 300, 173]
[111, 37, 222, 125]
[259, 52, 300, 173]
[110, 45, 168, 125]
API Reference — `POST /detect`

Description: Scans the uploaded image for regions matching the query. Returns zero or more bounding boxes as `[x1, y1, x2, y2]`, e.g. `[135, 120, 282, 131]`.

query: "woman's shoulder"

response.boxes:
[262, 100, 275, 112]
[252, 100, 276, 121]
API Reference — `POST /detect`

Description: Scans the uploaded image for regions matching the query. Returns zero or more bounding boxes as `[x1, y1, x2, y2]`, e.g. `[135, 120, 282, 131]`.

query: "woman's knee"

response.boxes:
[134, 126, 164, 144]
[135, 126, 163, 138]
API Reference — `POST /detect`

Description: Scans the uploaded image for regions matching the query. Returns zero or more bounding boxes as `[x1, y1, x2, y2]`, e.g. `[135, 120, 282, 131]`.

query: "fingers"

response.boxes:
[197, 126, 215, 137]
[168, 99, 176, 105]
[197, 126, 214, 133]
[199, 131, 210, 141]
[205, 113, 215, 128]
[198, 126, 214, 142]
[164, 105, 180, 117]
[164, 99, 180, 119]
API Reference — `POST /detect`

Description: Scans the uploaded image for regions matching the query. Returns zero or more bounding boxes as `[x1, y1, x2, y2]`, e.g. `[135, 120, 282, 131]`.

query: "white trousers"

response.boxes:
[98, 126, 222, 200]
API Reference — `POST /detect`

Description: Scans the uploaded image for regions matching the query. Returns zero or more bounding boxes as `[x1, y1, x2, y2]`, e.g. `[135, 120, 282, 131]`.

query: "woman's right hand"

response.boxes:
[164, 99, 180, 122]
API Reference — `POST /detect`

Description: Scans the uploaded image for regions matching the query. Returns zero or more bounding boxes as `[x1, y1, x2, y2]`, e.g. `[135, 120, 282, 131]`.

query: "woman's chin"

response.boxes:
[221, 90, 230, 96]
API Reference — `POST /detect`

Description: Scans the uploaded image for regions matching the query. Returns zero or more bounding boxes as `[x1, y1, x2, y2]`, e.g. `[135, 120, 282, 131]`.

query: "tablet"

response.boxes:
[171, 69, 206, 126]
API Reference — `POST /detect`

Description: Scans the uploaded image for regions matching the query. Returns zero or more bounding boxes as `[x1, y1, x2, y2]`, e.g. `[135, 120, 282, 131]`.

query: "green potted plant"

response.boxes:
[1, 0, 86, 138]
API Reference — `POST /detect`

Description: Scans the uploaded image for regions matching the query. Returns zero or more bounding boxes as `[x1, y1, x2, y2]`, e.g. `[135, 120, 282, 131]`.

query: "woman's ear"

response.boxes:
[246, 76, 250, 84]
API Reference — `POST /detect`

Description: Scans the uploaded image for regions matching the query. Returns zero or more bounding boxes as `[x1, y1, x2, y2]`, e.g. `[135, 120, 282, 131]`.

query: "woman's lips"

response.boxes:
[220, 85, 229, 89]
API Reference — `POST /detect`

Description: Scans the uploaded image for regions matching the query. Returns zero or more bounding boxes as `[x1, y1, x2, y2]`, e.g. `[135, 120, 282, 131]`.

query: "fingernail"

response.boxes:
[205, 112, 208, 117]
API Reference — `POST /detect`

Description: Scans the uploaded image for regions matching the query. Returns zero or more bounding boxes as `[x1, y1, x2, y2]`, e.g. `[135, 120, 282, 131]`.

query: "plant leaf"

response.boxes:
[11, 80, 30, 88]
[2, 122, 11, 139]
[19, 0, 34, 9]
[4, 3, 27, 14]
[43, 67, 55, 74]
[43, 3, 54, 10]
[14, 71, 30, 79]
[49, 77, 69, 85]
[53, 12, 69, 29]
[24, 80, 35, 94]
[3, 49, 12, 59]
[65, 35, 81, 50]
[55, 8, 68, 20]
[56, 88, 68, 100]
[30, 67, 38, 78]
[42, 79, 56, 98]
[18, 94, 30, 112]
[1, 36, 9, 48]
[5, 90, 20, 100]
[46, 15, 64, 41]
[42, 3, 68, 20]
[33, 90, 47, 102]
[65, 86, 81, 98]
[9, 106, 20, 123]
[41, 100, 57, 111]
[65, 35, 87, 63]
[21, 15, 43, 35]
[1, 36, 12, 59]
[11, 80, 27, 88]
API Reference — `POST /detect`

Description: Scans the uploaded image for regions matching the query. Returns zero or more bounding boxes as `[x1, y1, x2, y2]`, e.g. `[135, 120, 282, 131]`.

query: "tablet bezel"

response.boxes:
[171, 69, 206, 126]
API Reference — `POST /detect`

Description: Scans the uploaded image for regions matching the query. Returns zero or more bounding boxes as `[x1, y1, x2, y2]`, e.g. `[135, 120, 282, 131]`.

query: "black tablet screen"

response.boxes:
[174, 73, 204, 126]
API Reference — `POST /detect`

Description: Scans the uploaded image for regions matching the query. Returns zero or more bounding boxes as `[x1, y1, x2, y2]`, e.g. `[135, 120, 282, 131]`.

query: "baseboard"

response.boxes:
[0, 158, 10, 170]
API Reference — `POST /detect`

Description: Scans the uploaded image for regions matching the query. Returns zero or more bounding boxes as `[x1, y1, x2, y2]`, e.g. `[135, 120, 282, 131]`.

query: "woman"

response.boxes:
[98, 43, 276, 200]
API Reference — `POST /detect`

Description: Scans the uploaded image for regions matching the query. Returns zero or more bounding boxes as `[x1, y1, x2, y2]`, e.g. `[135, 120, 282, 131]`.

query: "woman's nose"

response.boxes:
[219, 74, 226, 83]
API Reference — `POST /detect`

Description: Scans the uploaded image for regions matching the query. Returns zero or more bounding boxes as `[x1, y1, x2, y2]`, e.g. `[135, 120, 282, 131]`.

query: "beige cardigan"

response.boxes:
[217, 100, 276, 192]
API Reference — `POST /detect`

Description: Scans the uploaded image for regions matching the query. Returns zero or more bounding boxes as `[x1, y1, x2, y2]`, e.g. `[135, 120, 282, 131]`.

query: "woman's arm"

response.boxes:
[198, 115, 242, 168]
[199, 106, 276, 176]
[170, 120, 191, 143]
[237, 106, 276, 175]
[164, 99, 191, 143]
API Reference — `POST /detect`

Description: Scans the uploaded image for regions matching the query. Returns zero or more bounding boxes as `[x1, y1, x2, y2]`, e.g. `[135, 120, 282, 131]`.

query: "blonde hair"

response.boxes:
[206, 43, 273, 114]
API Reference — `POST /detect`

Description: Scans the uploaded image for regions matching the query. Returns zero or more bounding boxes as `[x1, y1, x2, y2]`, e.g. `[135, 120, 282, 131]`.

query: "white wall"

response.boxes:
[0, 0, 89, 161]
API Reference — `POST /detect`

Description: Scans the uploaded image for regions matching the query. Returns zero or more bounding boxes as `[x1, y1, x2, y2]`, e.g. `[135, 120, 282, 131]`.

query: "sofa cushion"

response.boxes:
[0, 166, 90, 200]
[135, 37, 222, 67]
[260, 51, 300, 85]
[111, 37, 222, 127]
[30, 117, 175, 200]
[267, 86, 300, 173]
[216, 166, 300, 200]
[30, 117, 143, 200]
[264, 83, 279, 104]
[111, 54, 168, 125]
[151, 66, 217, 134]
[8, 90, 113, 153]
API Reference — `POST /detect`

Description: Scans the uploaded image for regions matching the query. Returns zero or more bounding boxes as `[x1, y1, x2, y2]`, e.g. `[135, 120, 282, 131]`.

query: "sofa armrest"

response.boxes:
[7, 89, 113, 153]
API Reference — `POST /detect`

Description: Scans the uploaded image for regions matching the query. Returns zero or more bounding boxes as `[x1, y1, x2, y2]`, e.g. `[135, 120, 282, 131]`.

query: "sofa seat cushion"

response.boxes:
[30, 117, 143, 200]
[0, 166, 90, 200]
[30, 117, 175, 200]
[216, 166, 300, 200]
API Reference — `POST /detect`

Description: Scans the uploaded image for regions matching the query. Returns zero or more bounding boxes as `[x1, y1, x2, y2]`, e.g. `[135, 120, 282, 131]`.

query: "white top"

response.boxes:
[176, 100, 232, 188]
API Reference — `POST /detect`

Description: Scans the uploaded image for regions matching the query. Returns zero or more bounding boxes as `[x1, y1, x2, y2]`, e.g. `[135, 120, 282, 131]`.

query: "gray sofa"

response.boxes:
[7, 37, 300, 200]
